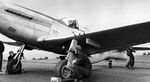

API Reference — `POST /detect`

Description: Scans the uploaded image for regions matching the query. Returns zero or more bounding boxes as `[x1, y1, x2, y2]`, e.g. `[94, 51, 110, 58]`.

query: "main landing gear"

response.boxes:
[7, 45, 25, 74]
[55, 39, 77, 79]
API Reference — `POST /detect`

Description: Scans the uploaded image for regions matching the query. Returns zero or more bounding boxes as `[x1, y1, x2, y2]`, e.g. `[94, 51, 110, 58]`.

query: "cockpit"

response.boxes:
[68, 20, 79, 30]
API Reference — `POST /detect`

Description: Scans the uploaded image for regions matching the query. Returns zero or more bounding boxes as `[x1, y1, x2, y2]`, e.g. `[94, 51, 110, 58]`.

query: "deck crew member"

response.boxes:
[0, 41, 4, 72]
[69, 45, 92, 81]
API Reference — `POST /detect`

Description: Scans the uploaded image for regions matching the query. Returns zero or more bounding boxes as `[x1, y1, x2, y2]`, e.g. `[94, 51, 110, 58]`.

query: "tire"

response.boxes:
[55, 59, 72, 78]
[7, 59, 22, 74]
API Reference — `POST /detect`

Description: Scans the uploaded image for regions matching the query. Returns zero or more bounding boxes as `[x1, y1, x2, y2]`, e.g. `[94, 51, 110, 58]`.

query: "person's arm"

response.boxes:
[74, 52, 85, 66]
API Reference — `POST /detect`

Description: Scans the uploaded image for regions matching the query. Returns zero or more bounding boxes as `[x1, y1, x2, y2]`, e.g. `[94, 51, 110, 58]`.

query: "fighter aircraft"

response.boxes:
[1, 1, 150, 78]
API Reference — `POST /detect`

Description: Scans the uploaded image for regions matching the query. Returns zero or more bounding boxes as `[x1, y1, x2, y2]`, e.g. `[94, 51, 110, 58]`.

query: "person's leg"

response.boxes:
[132, 59, 135, 67]
[71, 65, 91, 80]
[0, 61, 2, 71]
[0, 53, 2, 71]
[126, 60, 130, 68]
[126, 57, 133, 69]
[130, 58, 134, 69]
[128, 59, 135, 69]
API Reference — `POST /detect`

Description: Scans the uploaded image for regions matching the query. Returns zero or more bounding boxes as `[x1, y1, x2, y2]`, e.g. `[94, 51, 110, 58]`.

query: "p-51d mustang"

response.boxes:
[0, 2, 150, 78]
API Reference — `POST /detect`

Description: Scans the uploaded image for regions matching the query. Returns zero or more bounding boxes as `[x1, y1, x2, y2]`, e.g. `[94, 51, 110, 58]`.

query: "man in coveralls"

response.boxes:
[126, 47, 135, 69]
[8, 51, 16, 62]
[69, 45, 92, 81]
[0, 41, 4, 72]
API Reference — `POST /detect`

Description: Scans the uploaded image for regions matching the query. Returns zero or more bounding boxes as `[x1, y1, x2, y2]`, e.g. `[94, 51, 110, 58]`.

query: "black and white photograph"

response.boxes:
[0, 0, 150, 82]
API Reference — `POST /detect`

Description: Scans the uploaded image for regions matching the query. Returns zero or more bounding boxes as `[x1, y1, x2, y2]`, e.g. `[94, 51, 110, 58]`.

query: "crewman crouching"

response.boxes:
[8, 51, 16, 62]
[69, 45, 92, 81]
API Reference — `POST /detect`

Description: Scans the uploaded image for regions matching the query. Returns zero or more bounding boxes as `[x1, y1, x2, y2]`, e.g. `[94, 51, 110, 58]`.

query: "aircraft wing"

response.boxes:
[38, 21, 150, 55]
[3, 41, 23, 46]
[132, 47, 150, 50]
[3, 41, 34, 50]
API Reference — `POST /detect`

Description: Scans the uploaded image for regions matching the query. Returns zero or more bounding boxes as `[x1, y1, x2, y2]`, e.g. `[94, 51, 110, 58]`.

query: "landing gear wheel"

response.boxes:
[55, 59, 72, 79]
[7, 59, 22, 74]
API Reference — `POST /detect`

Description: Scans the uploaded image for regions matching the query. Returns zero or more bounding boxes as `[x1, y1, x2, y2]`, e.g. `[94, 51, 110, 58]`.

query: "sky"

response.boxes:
[0, 0, 150, 59]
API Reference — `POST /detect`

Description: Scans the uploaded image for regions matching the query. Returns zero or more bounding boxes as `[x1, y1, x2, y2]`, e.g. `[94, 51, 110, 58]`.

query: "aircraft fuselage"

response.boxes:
[0, 2, 83, 54]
